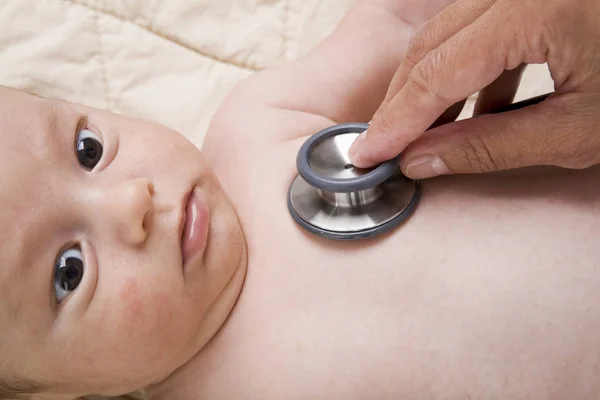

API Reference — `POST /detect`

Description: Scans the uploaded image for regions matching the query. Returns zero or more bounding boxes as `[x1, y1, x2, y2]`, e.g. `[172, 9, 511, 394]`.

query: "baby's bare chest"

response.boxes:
[183, 139, 600, 399]
[181, 222, 600, 400]
[183, 238, 436, 399]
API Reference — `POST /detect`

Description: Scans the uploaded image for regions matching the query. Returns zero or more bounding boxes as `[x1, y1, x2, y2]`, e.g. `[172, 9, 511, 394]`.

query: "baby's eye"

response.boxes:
[76, 128, 103, 171]
[54, 247, 85, 303]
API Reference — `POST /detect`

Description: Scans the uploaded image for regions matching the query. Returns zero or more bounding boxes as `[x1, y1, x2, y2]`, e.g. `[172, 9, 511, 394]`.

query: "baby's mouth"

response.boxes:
[180, 186, 210, 269]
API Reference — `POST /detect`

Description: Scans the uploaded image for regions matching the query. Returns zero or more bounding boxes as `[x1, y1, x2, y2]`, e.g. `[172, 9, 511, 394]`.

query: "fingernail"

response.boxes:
[348, 129, 368, 158]
[405, 155, 450, 179]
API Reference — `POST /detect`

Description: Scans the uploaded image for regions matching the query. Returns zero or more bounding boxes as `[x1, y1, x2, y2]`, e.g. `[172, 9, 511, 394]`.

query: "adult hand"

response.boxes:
[348, 0, 600, 179]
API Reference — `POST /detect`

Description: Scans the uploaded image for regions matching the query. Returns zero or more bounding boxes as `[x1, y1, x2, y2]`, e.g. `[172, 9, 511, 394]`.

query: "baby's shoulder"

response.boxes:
[202, 71, 335, 167]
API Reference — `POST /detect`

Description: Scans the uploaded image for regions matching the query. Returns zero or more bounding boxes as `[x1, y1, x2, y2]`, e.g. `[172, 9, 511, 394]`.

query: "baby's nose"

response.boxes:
[99, 178, 155, 246]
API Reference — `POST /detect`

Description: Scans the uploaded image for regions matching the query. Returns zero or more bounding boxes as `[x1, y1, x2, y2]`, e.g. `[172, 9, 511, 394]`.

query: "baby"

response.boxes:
[3, 0, 600, 399]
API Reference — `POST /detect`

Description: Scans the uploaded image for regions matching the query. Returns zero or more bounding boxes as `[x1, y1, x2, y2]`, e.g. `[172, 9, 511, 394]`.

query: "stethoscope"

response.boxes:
[288, 93, 551, 240]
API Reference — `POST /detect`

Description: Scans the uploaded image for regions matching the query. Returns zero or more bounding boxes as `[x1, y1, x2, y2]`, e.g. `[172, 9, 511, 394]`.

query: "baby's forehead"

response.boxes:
[0, 87, 57, 147]
[0, 89, 58, 323]
[0, 90, 58, 250]
[0, 89, 57, 189]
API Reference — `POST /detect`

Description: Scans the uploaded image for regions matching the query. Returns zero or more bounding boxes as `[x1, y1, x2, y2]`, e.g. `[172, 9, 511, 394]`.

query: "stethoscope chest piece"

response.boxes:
[288, 123, 420, 240]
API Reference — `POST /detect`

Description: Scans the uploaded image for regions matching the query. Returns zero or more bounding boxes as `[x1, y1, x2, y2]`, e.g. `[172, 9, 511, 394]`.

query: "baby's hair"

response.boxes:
[0, 376, 46, 400]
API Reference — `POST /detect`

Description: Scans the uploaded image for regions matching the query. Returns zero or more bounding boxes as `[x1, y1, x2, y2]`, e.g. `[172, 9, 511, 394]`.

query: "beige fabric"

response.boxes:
[0, 1, 554, 399]
[0, 0, 553, 149]
[0, 0, 354, 148]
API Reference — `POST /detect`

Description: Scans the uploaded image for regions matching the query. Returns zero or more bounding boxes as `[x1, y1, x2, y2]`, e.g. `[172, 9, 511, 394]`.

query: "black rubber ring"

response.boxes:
[296, 123, 401, 193]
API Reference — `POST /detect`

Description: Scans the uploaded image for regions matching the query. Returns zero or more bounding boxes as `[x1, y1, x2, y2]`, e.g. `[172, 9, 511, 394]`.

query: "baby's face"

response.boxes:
[0, 87, 247, 397]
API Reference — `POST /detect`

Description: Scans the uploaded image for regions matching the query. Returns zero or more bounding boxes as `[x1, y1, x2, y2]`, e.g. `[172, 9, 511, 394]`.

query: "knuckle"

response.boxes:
[553, 134, 598, 169]
[405, 30, 429, 68]
[408, 53, 446, 104]
[459, 135, 505, 173]
[371, 109, 413, 153]
[372, 110, 404, 148]
[374, 110, 396, 135]
[544, 102, 600, 169]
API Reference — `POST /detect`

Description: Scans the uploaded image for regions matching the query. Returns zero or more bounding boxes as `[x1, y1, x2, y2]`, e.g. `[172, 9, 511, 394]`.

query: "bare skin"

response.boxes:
[0, 88, 247, 399]
[147, 1, 600, 399]
[2, 1, 599, 399]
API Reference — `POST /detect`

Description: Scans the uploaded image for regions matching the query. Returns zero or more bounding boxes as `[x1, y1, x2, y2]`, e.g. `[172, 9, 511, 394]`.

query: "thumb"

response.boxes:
[399, 95, 600, 179]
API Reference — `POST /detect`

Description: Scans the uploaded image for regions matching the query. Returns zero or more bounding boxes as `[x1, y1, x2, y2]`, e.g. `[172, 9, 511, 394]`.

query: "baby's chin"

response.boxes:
[187, 179, 248, 337]
[142, 254, 248, 399]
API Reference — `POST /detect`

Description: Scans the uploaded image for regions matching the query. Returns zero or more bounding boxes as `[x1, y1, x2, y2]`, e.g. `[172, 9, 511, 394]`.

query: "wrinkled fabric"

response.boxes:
[0, 0, 354, 147]
[0, 0, 553, 147]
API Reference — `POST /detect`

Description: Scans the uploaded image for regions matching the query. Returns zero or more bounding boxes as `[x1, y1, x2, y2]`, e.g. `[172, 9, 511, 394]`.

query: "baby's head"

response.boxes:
[0, 87, 247, 399]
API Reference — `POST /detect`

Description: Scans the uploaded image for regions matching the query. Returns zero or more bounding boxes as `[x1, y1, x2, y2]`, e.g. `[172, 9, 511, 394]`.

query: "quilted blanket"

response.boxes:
[0, 0, 358, 148]
[0, 0, 553, 148]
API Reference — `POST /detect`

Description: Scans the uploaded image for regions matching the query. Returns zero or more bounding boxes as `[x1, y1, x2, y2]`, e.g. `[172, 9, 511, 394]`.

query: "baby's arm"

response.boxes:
[227, 0, 457, 129]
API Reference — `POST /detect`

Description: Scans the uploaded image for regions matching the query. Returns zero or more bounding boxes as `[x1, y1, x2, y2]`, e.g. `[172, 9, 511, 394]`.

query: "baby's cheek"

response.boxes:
[112, 277, 194, 364]
[117, 278, 143, 315]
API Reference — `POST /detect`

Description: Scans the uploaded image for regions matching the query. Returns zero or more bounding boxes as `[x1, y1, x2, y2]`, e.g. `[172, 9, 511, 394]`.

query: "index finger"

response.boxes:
[374, 0, 496, 121]
[353, 3, 529, 167]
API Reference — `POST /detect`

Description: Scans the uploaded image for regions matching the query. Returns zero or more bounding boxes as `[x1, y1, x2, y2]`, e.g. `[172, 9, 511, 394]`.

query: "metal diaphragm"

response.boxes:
[288, 123, 420, 240]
